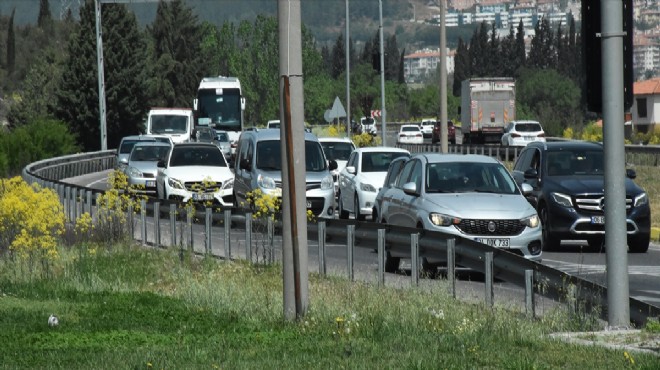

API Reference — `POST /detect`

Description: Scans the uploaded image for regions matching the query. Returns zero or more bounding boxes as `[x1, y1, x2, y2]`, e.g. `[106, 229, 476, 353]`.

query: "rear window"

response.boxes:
[516, 123, 542, 132]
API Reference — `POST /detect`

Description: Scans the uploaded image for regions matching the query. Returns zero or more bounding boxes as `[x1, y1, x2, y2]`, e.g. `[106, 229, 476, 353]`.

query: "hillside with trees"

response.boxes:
[1, 0, 590, 166]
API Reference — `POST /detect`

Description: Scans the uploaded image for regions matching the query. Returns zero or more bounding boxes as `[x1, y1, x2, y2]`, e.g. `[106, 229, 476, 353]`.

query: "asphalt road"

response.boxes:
[63, 169, 660, 309]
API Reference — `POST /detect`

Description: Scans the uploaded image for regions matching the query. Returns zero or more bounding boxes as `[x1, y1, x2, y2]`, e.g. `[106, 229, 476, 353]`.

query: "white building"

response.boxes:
[403, 48, 455, 84]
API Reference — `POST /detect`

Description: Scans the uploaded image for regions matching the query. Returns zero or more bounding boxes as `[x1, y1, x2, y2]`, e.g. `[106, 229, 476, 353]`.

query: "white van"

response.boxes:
[146, 108, 194, 144]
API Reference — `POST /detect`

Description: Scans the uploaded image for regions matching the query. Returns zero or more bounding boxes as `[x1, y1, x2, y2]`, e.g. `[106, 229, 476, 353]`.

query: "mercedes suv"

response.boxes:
[511, 141, 651, 252]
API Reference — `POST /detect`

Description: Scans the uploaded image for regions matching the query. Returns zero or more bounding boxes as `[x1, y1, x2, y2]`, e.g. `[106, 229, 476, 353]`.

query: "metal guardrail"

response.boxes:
[20, 150, 660, 326]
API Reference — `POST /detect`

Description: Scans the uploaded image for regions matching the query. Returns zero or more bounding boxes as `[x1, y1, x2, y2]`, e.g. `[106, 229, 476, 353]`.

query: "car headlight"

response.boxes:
[360, 182, 377, 192]
[634, 192, 648, 207]
[521, 214, 540, 228]
[321, 175, 334, 190]
[167, 177, 185, 190]
[125, 166, 142, 178]
[222, 178, 234, 190]
[550, 192, 573, 207]
[429, 213, 461, 227]
[257, 174, 277, 190]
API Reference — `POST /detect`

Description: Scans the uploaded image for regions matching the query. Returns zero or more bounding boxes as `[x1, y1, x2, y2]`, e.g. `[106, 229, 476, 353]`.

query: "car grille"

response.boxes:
[456, 219, 525, 236]
[143, 173, 155, 178]
[275, 181, 322, 191]
[184, 181, 222, 192]
[574, 195, 632, 214]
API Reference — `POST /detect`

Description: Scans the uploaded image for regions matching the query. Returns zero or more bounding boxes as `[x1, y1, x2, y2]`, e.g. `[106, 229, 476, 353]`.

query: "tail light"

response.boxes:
[538, 133, 545, 137]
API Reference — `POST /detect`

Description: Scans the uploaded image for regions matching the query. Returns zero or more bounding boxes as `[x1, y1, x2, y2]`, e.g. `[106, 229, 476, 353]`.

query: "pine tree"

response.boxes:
[7, 8, 16, 74]
[500, 23, 516, 77]
[452, 38, 469, 96]
[488, 22, 501, 76]
[384, 34, 400, 81]
[398, 49, 406, 84]
[147, 0, 206, 108]
[55, 2, 149, 151]
[513, 19, 526, 74]
[331, 33, 346, 79]
[38, 0, 52, 30]
[528, 17, 555, 70]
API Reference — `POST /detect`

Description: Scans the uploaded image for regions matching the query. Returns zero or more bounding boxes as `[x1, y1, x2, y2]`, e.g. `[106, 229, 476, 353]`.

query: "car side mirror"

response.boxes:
[120, 157, 129, 165]
[626, 168, 636, 179]
[157, 160, 166, 168]
[523, 168, 538, 179]
[346, 166, 356, 174]
[520, 183, 533, 195]
[240, 158, 252, 172]
[328, 159, 338, 171]
[402, 182, 418, 196]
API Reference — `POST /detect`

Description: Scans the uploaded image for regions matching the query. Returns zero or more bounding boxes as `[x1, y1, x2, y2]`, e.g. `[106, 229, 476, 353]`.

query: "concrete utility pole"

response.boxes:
[95, 0, 108, 150]
[345, 0, 351, 137]
[601, 0, 630, 328]
[278, 0, 308, 321]
[378, 0, 387, 146]
[439, 0, 448, 153]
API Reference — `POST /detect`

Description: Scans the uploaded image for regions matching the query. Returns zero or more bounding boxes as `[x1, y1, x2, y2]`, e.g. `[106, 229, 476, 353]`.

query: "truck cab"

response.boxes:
[146, 108, 194, 144]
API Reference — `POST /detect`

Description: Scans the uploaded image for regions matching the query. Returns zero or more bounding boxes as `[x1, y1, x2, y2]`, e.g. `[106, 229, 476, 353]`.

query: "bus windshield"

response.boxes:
[196, 88, 241, 132]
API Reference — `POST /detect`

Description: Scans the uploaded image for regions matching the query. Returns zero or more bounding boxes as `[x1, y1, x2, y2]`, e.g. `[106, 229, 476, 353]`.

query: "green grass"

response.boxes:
[1, 243, 658, 369]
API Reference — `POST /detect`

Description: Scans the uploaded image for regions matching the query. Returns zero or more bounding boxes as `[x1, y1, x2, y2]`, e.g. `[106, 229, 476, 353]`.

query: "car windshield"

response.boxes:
[150, 115, 189, 134]
[515, 123, 542, 132]
[130, 145, 170, 162]
[320, 141, 354, 161]
[426, 162, 518, 194]
[361, 152, 409, 172]
[169, 146, 227, 167]
[546, 150, 604, 176]
[256, 140, 327, 172]
[196, 129, 216, 142]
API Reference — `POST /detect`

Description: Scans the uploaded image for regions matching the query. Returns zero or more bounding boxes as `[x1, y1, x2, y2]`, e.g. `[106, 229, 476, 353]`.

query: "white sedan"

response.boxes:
[156, 142, 234, 207]
[337, 147, 410, 221]
[397, 125, 424, 144]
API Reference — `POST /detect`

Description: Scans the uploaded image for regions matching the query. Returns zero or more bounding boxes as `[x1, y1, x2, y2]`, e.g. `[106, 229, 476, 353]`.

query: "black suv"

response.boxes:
[512, 141, 650, 252]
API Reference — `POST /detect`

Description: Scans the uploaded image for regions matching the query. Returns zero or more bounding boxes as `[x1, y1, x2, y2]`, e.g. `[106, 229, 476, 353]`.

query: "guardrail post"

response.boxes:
[70, 187, 77, 222]
[127, 202, 134, 242]
[267, 217, 274, 264]
[411, 233, 419, 287]
[525, 269, 535, 319]
[347, 225, 355, 282]
[140, 199, 147, 246]
[224, 209, 231, 261]
[170, 203, 177, 248]
[318, 221, 326, 276]
[186, 209, 193, 252]
[246, 212, 252, 263]
[485, 252, 494, 308]
[447, 238, 456, 298]
[154, 202, 161, 247]
[86, 190, 92, 216]
[94, 193, 101, 223]
[205, 207, 212, 256]
[377, 228, 386, 287]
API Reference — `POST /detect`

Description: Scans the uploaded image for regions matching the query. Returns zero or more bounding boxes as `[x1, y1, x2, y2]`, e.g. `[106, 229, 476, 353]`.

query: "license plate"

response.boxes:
[192, 193, 214, 201]
[591, 216, 605, 224]
[146, 181, 155, 187]
[524, 136, 534, 141]
[475, 238, 510, 247]
[306, 200, 312, 208]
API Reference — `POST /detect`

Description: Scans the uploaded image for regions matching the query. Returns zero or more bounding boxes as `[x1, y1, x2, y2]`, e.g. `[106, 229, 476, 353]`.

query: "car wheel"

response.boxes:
[338, 193, 349, 219]
[628, 234, 650, 253]
[385, 251, 400, 273]
[540, 205, 559, 251]
[354, 193, 365, 221]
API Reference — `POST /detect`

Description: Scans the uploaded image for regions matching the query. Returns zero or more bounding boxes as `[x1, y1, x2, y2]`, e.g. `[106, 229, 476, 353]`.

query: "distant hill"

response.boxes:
[0, 0, 471, 51]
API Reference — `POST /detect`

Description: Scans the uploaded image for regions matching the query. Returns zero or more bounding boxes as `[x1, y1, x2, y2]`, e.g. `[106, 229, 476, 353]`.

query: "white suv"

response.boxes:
[156, 142, 234, 207]
[420, 118, 435, 138]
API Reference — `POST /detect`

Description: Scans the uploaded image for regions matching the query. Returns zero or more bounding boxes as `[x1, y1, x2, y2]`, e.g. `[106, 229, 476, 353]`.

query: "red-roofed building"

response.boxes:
[631, 77, 660, 133]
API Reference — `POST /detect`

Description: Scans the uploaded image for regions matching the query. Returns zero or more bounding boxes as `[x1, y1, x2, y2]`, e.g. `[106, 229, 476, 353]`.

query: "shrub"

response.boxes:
[0, 176, 64, 262]
[352, 133, 381, 147]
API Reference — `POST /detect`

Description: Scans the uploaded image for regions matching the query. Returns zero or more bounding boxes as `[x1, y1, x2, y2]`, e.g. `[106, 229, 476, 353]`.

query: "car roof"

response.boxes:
[241, 128, 318, 142]
[510, 120, 541, 125]
[400, 125, 421, 129]
[318, 137, 354, 143]
[120, 135, 157, 142]
[413, 153, 499, 164]
[172, 142, 220, 149]
[527, 140, 603, 151]
[354, 146, 410, 153]
[132, 141, 171, 148]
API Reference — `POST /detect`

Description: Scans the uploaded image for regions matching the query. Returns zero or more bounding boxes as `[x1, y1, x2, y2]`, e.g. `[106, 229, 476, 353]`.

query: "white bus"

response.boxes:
[193, 76, 245, 152]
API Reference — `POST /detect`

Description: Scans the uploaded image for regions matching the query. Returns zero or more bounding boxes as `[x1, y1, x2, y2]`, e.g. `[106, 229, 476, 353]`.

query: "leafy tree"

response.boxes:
[350, 63, 380, 119]
[146, 0, 206, 108]
[55, 2, 149, 152]
[516, 68, 582, 136]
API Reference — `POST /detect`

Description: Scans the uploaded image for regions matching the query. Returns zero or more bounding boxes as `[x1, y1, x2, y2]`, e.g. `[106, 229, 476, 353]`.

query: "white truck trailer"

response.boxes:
[459, 78, 515, 144]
